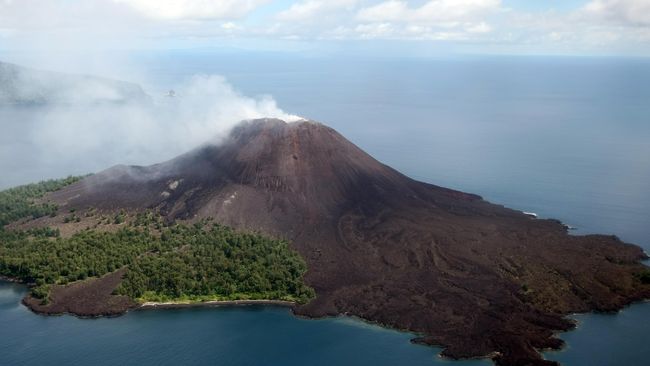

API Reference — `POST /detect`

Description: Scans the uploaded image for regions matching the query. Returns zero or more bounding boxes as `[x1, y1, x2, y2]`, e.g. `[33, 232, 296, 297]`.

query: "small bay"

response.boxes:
[0, 281, 488, 366]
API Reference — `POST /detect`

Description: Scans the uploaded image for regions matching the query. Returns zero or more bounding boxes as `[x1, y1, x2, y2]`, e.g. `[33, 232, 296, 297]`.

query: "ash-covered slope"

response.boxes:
[0, 61, 149, 105]
[49, 118, 650, 366]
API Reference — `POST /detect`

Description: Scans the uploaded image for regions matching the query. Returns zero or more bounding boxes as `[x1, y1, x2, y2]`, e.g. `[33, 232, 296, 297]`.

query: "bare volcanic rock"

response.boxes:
[23, 268, 137, 317]
[46, 119, 650, 366]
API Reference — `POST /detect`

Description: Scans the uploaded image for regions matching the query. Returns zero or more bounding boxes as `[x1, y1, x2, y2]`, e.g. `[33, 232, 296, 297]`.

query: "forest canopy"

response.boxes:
[0, 176, 83, 227]
[0, 178, 314, 304]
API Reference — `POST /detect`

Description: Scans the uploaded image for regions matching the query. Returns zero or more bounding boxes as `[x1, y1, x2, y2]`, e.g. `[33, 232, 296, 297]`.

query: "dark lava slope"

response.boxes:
[48, 119, 650, 366]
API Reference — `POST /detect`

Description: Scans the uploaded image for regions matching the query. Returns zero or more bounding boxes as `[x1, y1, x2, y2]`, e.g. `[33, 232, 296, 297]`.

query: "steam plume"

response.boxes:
[0, 68, 302, 188]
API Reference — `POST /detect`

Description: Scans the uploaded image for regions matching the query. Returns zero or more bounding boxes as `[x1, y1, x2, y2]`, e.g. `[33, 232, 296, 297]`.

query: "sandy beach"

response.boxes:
[139, 299, 296, 310]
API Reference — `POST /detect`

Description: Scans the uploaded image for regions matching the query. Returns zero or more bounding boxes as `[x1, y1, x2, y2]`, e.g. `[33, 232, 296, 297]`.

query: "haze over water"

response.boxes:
[1, 54, 649, 365]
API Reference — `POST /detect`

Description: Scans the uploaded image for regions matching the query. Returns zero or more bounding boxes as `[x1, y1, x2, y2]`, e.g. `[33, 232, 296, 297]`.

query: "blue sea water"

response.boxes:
[0, 282, 487, 366]
[544, 301, 650, 365]
[1, 54, 649, 365]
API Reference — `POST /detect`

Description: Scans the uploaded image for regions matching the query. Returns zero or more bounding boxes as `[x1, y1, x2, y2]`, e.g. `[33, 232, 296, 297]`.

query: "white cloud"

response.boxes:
[277, 0, 358, 22]
[354, 23, 395, 39]
[357, 0, 501, 25]
[112, 0, 269, 20]
[494, 2, 650, 53]
[352, 0, 500, 40]
[0, 0, 649, 56]
[467, 21, 492, 33]
[583, 0, 650, 26]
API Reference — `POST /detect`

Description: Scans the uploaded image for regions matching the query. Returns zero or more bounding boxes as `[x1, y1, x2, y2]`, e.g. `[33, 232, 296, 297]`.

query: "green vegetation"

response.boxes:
[0, 176, 83, 227]
[116, 223, 314, 303]
[113, 210, 127, 224]
[638, 269, 650, 284]
[0, 228, 156, 286]
[0, 223, 313, 304]
[0, 177, 314, 305]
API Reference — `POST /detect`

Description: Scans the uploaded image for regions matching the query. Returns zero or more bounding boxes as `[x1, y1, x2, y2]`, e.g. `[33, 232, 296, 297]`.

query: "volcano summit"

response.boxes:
[8, 118, 650, 366]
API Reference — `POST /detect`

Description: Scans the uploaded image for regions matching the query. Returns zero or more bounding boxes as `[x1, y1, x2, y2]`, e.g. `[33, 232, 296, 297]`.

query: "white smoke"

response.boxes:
[0, 70, 303, 188]
[159, 74, 303, 146]
[0, 0, 305, 189]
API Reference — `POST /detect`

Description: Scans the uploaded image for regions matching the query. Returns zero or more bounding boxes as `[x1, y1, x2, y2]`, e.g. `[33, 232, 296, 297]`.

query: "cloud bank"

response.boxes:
[112, 0, 269, 20]
[1, 0, 649, 54]
[584, 0, 650, 27]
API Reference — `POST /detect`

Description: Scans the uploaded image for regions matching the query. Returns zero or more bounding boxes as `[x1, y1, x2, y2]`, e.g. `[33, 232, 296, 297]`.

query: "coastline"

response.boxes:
[0, 275, 24, 284]
[1, 271, 300, 316]
[4, 276, 650, 365]
[138, 299, 296, 310]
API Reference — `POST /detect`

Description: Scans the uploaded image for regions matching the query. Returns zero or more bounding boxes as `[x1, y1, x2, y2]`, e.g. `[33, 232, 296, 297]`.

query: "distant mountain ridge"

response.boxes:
[0, 61, 150, 105]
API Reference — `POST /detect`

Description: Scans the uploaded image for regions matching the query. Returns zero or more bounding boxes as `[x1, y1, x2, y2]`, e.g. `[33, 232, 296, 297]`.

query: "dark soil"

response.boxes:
[23, 268, 137, 317]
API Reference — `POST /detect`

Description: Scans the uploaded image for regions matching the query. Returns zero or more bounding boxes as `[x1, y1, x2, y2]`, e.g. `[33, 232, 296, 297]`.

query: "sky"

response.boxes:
[0, 0, 649, 57]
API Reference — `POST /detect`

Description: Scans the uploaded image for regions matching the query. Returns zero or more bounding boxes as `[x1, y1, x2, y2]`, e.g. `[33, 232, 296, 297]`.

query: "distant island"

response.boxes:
[1, 118, 648, 366]
[0, 61, 149, 105]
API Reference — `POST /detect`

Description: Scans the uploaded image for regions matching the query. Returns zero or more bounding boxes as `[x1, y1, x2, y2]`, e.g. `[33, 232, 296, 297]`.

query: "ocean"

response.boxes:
[1, 53, 649, 365]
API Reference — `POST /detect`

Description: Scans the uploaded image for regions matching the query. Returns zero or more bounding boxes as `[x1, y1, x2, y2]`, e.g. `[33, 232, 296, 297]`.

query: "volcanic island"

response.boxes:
[2, 119, 649, 366]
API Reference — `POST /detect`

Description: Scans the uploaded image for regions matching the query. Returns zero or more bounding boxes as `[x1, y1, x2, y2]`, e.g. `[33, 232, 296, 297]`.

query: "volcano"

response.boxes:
[43, 118, 649, 366]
